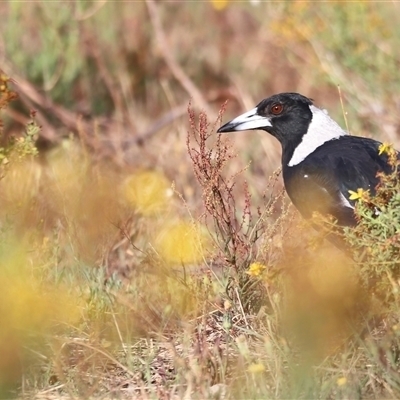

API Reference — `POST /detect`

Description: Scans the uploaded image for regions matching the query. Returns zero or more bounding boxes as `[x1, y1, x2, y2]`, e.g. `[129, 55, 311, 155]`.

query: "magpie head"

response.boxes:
[218, 92, 348, 166]
[218, 93, 313, 141]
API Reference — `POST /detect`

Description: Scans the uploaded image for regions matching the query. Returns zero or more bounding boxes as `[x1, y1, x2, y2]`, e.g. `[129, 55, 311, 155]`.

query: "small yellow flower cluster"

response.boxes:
[123, 171, 171, 215]
[378, 142, 395, 156]
[210, 0, 229, 10]
[156, 221, 209, 265]
[246, 262, 266, 277]
[348, 188, 369, 202]
[247, 362, 265, 373]
[337, 376, 347, 386]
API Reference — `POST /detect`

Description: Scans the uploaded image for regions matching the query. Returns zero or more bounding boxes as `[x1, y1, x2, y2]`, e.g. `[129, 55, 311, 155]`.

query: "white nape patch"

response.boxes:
[288, 105, 348, 167]
[339, 193, 354, 210]
[228, 107, 272, 131]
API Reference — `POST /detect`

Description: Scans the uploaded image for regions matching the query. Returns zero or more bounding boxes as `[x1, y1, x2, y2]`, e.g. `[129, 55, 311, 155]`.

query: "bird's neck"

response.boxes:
[286, 106, 348, 167]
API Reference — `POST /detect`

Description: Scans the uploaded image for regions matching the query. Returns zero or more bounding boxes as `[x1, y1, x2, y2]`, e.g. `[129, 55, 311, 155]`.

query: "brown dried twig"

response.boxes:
[187, 103, 288, 312]
[186, 102, 252, 271]
[1, 62, 187, 153]
[145, 0, 215, 119]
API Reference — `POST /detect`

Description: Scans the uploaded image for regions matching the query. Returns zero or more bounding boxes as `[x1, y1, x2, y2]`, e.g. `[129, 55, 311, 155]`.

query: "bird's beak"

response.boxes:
[217, 107, 272, 133]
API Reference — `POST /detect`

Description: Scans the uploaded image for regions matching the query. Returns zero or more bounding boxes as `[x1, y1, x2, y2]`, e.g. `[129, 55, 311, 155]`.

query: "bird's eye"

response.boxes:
[271, 104, 283, 115]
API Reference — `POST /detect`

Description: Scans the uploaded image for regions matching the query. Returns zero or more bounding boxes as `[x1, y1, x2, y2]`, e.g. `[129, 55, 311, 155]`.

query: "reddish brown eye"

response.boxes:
[271, 104, 283, 115]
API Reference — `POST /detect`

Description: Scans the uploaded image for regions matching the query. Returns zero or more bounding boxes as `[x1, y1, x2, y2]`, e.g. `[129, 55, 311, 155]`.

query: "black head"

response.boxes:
[218, 93, 313, 148]
[217, 92, 348, 166]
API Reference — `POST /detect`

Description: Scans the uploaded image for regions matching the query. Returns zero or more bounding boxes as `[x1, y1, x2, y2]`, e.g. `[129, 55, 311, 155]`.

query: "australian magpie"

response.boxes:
[217, 92, 398, 227]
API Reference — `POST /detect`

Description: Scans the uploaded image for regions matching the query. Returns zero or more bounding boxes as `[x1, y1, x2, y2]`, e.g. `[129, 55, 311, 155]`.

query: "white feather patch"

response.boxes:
[339, 193, 354, 210]
[288, 105, 348, 167]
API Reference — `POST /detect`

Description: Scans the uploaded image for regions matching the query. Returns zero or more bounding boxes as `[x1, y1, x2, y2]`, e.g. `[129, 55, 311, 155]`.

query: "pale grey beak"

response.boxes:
[217, 107, 272, 133]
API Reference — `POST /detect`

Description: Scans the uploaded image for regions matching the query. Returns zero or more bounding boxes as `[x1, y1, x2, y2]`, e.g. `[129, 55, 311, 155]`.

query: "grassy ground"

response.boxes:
[1, 1, 400, 399]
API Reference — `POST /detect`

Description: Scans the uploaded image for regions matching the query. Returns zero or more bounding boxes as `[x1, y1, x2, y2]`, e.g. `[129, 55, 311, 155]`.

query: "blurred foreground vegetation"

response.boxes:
[1, 1, 400, 399]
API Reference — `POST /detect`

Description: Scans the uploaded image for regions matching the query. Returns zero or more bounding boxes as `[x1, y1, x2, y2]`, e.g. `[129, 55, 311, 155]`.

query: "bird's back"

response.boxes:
[283, 135, 395, 226]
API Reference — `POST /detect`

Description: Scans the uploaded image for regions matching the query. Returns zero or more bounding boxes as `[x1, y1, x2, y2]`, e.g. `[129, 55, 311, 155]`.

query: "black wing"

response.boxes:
[283, 136, 395, 226]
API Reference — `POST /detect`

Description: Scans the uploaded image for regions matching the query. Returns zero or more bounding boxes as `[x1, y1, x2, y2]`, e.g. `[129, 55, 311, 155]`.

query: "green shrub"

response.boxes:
[345, 145, 400, 298]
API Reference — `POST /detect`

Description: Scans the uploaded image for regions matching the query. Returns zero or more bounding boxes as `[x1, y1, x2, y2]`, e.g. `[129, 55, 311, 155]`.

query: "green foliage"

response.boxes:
[274, 2, 400, 96]
[6, 3, 82, 101]
[345, 147, 400, 295]
[8, 115, 39, 157]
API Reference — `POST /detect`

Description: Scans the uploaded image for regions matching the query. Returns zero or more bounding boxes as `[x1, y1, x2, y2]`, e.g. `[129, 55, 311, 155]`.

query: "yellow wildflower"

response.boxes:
[348, 188, 368, 201]
[246, 262, 266, 277]
[337, 376, 347, 386]
[210, 0, 228, 10]
[247, 362, 266, 373]
[378, 142, 395, 156]
[156, 221, 209, 265]
[123, 171, 171, 215]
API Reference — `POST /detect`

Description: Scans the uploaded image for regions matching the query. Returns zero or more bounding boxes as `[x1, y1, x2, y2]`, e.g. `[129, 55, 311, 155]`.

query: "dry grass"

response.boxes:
[0, 1, 400, 399]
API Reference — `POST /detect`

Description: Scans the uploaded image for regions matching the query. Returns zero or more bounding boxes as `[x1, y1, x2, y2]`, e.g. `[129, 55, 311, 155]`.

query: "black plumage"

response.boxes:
[217, 93, 398, 227]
